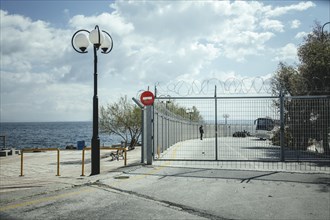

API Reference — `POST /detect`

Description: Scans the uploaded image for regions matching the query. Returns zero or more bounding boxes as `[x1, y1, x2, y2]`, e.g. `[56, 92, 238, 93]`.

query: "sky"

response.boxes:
[0, 0, 329, 122]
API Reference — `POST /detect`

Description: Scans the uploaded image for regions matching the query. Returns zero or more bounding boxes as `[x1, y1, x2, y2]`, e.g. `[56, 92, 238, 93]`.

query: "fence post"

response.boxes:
[20, 150, 24, 176]
[155, 112, 159, 158]
[215, 85, 218, 160]
[141, 107, 145, 163]
[56, 149, 60, 176]
[146, 105, 153, 165]
[280, 91, 285, 162]
[132, 97, 145, 163]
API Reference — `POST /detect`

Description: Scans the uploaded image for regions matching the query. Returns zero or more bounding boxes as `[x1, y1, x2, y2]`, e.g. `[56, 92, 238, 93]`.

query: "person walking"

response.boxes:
[199, 125, 204, 140]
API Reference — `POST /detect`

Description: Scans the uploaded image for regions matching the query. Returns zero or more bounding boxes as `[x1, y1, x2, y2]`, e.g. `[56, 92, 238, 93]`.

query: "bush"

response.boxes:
[271, 128, 292, 147]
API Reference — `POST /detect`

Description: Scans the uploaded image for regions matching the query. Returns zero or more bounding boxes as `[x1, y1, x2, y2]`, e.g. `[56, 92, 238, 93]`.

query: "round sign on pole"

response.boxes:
[140, 91, 155, 106]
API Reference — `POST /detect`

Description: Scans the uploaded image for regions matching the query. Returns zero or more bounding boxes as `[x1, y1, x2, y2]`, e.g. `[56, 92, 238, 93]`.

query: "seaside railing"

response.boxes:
[20, 148, 60, 177]
[81, 146, 127, 176]
[19, 145, 128, 177]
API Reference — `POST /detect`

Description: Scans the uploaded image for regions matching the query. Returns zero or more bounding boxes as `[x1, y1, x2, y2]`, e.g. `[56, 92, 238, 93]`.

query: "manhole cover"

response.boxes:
[114, 176, 130, 179]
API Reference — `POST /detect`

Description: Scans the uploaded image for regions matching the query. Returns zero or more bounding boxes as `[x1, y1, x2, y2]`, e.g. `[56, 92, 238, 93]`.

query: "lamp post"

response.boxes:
[71, 25, 113, 175]
[186, 108, 193, 121]
[223, 114, 229, 125]
[321, 22, 330, 40]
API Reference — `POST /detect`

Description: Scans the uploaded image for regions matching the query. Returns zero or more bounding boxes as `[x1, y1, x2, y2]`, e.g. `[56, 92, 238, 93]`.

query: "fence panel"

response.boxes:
[153, 98, 215, 160]
[283, 96, 330, 162]
[151, 96, 330, 164]
[217, 97, 280, 161]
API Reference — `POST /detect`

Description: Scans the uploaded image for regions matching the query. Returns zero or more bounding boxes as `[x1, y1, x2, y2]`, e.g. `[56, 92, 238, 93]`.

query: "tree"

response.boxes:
[100, 96, 142, 150]
[271, 22, 330, 154]
[157, 100, 204, 122]
[298, 23, 330, 95]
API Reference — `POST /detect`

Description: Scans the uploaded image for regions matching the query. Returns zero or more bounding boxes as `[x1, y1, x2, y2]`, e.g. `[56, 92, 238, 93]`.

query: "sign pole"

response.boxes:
[146, 105, 153, 165]
[140, 91, 155, 165]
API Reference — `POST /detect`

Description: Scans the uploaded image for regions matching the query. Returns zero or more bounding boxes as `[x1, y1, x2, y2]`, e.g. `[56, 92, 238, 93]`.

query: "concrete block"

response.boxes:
[0, 148, 20, 157]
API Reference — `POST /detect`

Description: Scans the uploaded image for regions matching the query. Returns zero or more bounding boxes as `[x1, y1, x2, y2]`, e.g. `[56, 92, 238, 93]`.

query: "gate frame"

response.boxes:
[143, 93, 330, 165]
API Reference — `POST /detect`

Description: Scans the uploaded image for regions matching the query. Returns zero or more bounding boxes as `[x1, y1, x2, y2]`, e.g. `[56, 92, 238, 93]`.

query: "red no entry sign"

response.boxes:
[140, 91, 155, 106]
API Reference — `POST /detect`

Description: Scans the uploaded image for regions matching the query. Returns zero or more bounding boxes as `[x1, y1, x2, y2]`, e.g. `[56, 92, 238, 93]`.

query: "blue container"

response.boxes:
[77, 141, 85, 150]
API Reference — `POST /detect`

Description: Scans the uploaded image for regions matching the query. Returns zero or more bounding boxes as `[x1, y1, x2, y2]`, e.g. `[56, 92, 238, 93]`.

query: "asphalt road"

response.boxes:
[1, 165, 329, 220]
[159, 136, 329, 161]
[160, 137, 281, 161]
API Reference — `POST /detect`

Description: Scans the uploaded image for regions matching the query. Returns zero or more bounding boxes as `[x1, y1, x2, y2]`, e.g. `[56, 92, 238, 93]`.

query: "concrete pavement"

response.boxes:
[107, 166, 329, 220]
[0, 147, 329, 220]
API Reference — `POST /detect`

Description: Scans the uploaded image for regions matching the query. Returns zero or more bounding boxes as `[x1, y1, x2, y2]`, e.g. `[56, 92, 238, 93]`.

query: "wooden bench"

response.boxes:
[109, 142, 127, 161]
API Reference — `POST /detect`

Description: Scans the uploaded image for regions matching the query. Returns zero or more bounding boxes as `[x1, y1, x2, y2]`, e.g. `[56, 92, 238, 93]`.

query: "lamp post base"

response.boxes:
[91, 137, 100, 175]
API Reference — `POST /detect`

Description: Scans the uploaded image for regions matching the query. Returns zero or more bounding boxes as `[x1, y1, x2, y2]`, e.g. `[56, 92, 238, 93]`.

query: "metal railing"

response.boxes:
[20, 148, 60, 177]
[18, 144, 130, 177]
[145, 95, 330, 165]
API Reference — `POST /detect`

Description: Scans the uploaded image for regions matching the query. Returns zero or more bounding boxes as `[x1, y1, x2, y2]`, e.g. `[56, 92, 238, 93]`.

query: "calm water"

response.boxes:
[0, 122, 121, 149]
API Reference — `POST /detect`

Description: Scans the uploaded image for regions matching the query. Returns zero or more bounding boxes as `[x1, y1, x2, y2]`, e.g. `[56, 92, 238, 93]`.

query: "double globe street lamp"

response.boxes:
[71, 25, 113, 175]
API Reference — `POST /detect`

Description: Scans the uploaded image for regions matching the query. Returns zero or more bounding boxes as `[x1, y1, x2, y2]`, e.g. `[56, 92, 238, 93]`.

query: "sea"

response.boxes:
[0, 122, 121, 149]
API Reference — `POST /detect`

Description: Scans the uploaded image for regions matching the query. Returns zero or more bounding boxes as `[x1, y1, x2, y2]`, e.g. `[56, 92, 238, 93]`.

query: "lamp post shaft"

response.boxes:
[72, 26, 113, 176]
[91, 45, 100, 175]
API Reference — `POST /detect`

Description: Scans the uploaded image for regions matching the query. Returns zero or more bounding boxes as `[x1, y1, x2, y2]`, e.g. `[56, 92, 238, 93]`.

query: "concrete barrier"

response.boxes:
[0, 148, 20, 157]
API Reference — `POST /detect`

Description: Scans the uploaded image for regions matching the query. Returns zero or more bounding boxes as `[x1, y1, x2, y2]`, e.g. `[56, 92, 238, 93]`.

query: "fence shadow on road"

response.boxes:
[241, 144, 330, 167]
[123, 165, 330, 185]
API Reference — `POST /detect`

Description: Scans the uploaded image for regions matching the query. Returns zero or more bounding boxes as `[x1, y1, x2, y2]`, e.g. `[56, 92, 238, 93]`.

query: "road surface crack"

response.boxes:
[91, 181, 231, 220]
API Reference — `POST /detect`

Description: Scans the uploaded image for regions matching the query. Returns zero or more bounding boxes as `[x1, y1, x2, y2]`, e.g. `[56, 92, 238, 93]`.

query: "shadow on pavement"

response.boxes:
[123, 165, 330, 185]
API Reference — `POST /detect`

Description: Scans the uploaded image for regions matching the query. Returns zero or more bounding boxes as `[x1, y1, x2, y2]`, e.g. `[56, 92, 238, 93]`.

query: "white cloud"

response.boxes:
[295, 31, 308, 39]
[0, 0, 319, 121]
[265, 1, 316, 17]
[0, 10, 71, 75]
[1, 83, 92, 122]
[69, 12, 134, 36]
[273, 43, 298, 61]
[260, 19, 284, 32]
[291, 19, 301, 29]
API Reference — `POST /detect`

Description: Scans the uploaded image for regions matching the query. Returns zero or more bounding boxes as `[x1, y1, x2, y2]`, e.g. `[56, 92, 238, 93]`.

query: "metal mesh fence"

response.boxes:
[283, 96, 330, 161]
[153, 98, 214, 160]
[150, 96, 330, 170]
[153, 97, 282, 161]
[216, 97, 280, 161]
[152, 160, 330, 172]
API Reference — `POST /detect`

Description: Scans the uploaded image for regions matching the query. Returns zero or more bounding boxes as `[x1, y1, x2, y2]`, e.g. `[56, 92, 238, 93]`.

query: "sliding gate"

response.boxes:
[147, 95, 330, 165]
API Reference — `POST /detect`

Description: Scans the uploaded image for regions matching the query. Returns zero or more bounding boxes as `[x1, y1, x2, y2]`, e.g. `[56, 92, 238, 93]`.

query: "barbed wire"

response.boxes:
[154, 77, 273, 97]
[135, 76, 330, 99]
